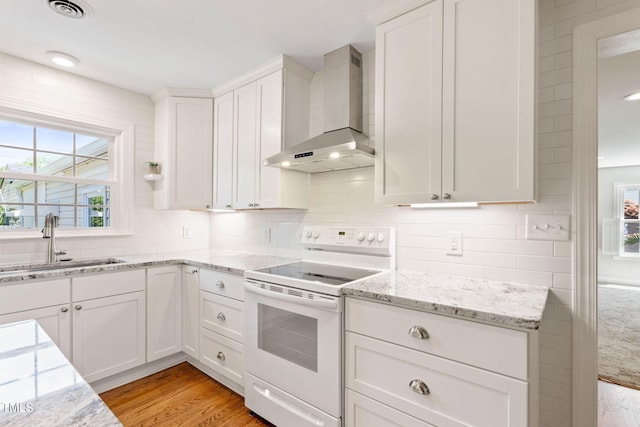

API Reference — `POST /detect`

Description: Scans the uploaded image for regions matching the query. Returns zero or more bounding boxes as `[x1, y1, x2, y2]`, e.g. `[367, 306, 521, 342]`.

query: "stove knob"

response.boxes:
[357, 232, 365, 242]
[377, 233, 385, 242]
[366, 232, 376, 242]
[312, 231, 320, 239]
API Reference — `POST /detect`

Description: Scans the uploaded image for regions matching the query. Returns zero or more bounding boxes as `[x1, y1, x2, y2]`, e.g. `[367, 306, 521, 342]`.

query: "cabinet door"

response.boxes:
[256, 70, 284, 208]
[182, 267, 200, 359]
[233, 81, 258, 209]
[375, 1, 443, 205]
[146, 266, 181, 362]
[72, 291, 146, 383]
[0, 305, 72, 361]
[213, 92, 235, 209]
[168, 97, 213, 209]
[441, 0, 535, 202]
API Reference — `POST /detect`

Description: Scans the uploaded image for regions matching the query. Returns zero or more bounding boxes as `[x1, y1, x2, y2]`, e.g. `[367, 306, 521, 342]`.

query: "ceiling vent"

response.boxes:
[48, 0, 92, 19]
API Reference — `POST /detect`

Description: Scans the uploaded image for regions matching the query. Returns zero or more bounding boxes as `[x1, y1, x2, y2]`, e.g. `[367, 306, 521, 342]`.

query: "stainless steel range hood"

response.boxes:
[264, 45, 374, 173]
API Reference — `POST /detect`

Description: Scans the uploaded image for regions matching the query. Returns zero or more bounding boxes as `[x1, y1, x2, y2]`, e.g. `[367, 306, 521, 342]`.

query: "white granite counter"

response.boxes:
[342, 271, 549, 330]
[0, 320, 121, 426]
[0, 250, 298, 284]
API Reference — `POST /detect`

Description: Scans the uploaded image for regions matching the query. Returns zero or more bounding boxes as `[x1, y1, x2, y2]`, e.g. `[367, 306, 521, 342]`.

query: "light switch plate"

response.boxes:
[525, 214, 571, 241]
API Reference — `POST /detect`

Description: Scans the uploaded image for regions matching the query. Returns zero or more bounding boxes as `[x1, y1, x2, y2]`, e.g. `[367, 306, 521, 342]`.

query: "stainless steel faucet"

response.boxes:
[42, 212, 66, 263]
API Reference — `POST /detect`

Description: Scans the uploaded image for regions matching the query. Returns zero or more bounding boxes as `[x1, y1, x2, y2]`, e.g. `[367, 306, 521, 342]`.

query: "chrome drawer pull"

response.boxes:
[61, 306, 69, 313]
[409, 379, 430, 395]
[408, 325, 429, 339]
[75, 304, 82, 311]
[216, 280, 225, 289]
[217, 351, 225, 361]
[217, 312, 226, 321]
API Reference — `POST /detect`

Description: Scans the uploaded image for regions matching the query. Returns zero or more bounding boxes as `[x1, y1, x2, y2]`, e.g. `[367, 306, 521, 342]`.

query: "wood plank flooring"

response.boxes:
[599, 380, 640, 427]
[100, 362, 268, 427]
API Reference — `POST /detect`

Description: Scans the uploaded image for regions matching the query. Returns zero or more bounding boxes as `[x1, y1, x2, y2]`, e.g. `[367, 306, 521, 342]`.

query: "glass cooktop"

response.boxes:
[253, 262, 380, 286]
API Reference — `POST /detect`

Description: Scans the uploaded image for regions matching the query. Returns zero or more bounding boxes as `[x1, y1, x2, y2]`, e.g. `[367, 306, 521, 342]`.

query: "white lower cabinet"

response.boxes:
[147, 266, 182, 362]
[345, 298, 536, 427]
[0, 278, 72, 359]
[345, 390, 434, 427]
[71, 269, 146, 383]
[182, 266, 200, 359]
[199, 269, 245, 389]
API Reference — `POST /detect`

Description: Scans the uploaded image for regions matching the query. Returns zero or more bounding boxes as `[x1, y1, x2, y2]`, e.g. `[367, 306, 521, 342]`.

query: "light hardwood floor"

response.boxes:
[599, 380, 640, 426]
[100, 362, 269, 427]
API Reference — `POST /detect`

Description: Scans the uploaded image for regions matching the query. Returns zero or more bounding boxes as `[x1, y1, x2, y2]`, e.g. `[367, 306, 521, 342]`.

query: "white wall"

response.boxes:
[0, 54, 210, 263]
[598, 165, 640, 284]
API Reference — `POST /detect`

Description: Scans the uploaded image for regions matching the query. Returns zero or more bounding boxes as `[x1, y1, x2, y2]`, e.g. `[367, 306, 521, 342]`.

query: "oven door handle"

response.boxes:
[244, 281, 339, 310]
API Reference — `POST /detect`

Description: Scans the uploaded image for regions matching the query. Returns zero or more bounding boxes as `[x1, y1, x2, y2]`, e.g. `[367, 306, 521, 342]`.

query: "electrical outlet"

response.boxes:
[263, 227, 271, 243]
[446, 231, 463, 256]
[182, 226, 192, 239]
[525, 214, 570, 241]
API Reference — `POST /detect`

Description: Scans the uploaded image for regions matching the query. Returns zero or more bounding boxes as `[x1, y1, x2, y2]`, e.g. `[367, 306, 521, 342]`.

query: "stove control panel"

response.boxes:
[302, 225, 394, 255]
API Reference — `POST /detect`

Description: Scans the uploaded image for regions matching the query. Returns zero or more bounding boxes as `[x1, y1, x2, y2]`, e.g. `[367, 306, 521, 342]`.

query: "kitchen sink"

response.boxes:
[0, 258, 124, 275]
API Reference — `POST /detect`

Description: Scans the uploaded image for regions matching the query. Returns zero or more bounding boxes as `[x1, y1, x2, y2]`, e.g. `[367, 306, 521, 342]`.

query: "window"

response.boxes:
[0, 105, 133, 238]
[0, 120, 112, 230]
[620, 184, 640, 255]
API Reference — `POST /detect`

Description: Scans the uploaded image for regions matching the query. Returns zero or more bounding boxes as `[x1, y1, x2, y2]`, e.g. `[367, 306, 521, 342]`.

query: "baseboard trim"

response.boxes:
[90, 352, 245, 397]
[91, 353, 187, 393]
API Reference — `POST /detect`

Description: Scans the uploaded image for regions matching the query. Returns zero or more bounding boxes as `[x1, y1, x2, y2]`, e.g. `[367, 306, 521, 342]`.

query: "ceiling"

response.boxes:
[598, 31, 640, 168]
[0, 0, 386, 95]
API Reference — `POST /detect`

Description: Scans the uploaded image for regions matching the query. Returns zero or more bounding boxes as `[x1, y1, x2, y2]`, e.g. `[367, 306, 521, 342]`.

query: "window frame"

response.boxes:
[615, 182, 640, 258]
[0, 104, 134, 239]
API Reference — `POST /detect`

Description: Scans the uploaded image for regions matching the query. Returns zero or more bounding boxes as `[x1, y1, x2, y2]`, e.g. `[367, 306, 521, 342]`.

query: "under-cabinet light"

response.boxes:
[281, 161, 291, 167]
[410, 202, 479, 209]
[208, 209, 237, 213]
[329, 152, 341, 159]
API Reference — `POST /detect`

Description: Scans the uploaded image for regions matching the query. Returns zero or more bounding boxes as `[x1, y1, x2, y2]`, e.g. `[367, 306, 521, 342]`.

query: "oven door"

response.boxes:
[244, 279, 343, 424]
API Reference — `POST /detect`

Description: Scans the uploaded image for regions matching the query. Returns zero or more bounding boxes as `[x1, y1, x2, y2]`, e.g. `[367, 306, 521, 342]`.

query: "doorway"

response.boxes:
[573, 9, 640, 427]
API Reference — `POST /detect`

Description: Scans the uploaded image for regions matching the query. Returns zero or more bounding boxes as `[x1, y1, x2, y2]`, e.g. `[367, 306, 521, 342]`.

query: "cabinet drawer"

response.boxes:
[345, 389, 434, 427]
[346, 298, 527, 379]
[201, 291, 243, 342]
[72, 269, 145, 301]
[200, 328, 244, 385]
[0, 279, 70, 314]
[200, 269, 244, 301]
[346, 332, 527, 427]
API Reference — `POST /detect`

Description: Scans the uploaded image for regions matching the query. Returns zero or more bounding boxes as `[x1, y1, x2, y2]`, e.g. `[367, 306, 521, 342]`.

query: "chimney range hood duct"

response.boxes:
[264, 45, 374, 174]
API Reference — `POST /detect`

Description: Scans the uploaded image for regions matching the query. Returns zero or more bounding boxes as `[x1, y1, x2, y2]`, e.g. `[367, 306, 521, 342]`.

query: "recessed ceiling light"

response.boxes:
[47, 0, 93, 19]
[623, 92, 640, 101]
[46, 51, 79, 68]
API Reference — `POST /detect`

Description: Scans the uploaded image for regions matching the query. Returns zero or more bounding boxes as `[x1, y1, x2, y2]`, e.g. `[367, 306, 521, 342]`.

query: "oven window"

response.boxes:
[257, 303, 318, 372]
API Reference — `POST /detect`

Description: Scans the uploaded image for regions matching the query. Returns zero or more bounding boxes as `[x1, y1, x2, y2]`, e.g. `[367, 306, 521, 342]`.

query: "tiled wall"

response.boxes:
[0, 54, 210, 263]
[211, 2, 640, 424]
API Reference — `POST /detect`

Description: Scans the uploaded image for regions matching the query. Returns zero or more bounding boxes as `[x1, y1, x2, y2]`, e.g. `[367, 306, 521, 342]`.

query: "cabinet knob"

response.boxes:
[408, 325, 429, 340]
[409, 379, 430, 395]
[61, 306, 69, 313]
[216, 280, 225, 289]
[248, 203, 254, 207]
[254, 202, 259, 207]
[442, 193, 451, 200]
[75, 304, 82, 311]
[191, 269, 198, 274]
[430, 194, 439, 200]
[217, 351, 226, 361]
[226, 205, 232, 209]
[217, 312, 226, 321]
[206, 205, 211, 209]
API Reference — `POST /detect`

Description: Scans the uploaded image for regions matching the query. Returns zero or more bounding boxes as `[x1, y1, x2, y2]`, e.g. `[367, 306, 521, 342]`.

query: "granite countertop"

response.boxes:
[0, 320, 121, 426]
[0, 250, 298, 284]
[342, 270, 549, 330]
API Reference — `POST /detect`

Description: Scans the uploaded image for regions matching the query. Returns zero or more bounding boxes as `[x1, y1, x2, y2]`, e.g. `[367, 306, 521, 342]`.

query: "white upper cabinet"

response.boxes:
[152, 89, 214, 210]
[213, 92, 235, 210]
[375, 0, 536, 205]
[213, 56, 312, 210]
